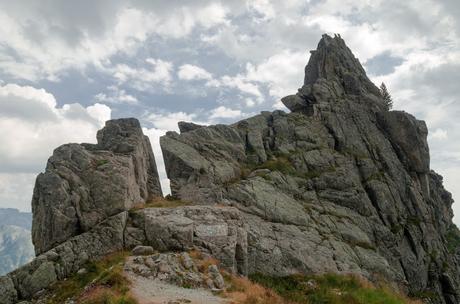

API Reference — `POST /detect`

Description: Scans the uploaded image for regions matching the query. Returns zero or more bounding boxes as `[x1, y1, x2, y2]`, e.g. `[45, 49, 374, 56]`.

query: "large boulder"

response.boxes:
[32, 118, 162, 255]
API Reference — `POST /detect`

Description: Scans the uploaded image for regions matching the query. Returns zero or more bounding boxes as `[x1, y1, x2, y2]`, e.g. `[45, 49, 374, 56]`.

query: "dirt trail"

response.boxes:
[127, 272, 228, 304]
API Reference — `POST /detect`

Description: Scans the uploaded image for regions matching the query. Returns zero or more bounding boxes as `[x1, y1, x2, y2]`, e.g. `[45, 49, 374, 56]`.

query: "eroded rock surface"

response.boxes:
[32, 118, 162, 255]
[161, 35, 459, 303]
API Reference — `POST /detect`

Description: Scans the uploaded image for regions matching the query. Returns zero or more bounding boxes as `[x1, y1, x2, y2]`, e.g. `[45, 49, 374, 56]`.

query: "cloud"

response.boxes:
[146, 111, 200, 132]
[209, 106, 243, 120]
[0, 173, 36, 212]
[111, 58, 174, 91]
[178, 64, 213, 81]
[429, 128, 448, 141]
[245, 50, 306, 99]
[94, 86, 138, 105]
[0, 83, 111, 173]
[0, 1, 230, 81]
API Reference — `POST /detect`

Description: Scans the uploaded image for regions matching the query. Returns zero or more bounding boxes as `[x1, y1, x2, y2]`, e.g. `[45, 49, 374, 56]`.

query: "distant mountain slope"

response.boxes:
[0, 208, 34, 275]
[0, 208, 32, 230]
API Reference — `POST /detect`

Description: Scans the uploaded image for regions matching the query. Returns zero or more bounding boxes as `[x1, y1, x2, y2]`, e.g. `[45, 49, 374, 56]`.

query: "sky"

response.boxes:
[0, 0, 459, 224]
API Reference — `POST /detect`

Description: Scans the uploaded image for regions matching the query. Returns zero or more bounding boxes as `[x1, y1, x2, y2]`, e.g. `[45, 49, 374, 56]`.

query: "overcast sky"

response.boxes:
[0, 0, 459, 224]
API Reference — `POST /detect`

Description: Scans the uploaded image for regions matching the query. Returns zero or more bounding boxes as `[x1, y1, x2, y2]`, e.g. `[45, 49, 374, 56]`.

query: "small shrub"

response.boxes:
[406, 216, 421, 227]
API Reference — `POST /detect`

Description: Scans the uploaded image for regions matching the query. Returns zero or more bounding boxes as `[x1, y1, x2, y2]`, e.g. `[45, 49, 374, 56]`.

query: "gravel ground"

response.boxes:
[127, 272, 227, 304]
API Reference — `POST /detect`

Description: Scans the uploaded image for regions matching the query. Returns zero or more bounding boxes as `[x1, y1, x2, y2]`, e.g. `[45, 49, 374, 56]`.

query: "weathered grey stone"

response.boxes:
[281, 94, 309, 112]
[0, 276, 17, 304]
[178, 121, 204, 133]
[32, 118, 162, 255]
[132, 245, 155, 256]
[208, 265, 225, 289]
[21, 262, 57, 297]
[377, 110, 430, 173]
[125, 252, 224, 290]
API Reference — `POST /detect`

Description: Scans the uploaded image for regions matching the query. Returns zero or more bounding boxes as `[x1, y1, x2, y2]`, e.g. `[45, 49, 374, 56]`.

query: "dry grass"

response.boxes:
[249, 273, 424, 304]
[79, 286, 138, 304]
[188, 249, 219, 273]
[222, 273, 287, 304]
[47, 251, 135, 304]
[131, 196, 191, 210]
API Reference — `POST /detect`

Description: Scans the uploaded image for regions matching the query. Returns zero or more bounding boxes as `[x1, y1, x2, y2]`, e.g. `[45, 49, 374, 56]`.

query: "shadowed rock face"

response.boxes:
[31, 118, 162, 256]
[161, 35, 459, 303]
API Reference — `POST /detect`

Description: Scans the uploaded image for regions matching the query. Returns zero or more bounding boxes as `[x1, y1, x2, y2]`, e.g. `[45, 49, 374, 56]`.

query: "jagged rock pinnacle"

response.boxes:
[283, 34, 384, 112]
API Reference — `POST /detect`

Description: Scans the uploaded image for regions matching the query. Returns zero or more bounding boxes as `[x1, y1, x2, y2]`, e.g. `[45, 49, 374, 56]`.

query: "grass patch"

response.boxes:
[446, 225, 460, 253]
[406, 216, 421, 227]
[47, 251, 135, 304]
[80, 287, 138, 304]
[248, 273, 422, 304]
[221, 273, 285, 304]
[131, 195, 191, 210]
[240, 153, 335, 182]
[257, 157, 296, 176]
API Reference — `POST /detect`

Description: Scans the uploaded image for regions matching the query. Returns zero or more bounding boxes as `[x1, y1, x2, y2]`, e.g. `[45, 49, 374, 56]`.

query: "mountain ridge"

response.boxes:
[0, 34, 458, 304]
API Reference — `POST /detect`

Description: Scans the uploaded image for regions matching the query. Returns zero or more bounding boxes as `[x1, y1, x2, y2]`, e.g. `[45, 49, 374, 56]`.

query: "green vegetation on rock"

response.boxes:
[249, 273, 421, 304]
[446, 225, 460, 253]
[48, 251, 136, 304]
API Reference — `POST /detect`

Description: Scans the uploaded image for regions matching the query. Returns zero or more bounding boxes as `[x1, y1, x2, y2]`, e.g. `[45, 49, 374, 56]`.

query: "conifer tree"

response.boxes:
[380, 82, 393, 110]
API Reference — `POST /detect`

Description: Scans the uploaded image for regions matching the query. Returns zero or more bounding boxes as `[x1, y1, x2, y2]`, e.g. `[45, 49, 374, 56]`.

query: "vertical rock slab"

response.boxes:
[32, 118, 162, 255]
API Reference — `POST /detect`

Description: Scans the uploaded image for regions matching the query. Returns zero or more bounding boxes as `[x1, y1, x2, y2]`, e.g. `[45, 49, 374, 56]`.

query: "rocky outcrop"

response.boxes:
[0, 211, 128, 304]
[31, 118, 162, 255]
[127, 206, 248, 274]
[1, 34, 459, 304]
[0, 205, 248, 304]
[161, 35, 459, 303]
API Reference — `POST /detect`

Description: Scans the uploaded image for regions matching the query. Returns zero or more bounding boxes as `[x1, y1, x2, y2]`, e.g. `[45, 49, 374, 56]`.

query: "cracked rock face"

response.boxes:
[161, 35, 459, 304]
[31, 118, 162, 256]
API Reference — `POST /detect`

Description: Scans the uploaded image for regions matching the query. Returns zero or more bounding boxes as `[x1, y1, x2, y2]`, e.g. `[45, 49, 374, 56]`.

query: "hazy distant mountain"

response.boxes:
[0, 208, 34, 275]
[0, 208, 32, 230]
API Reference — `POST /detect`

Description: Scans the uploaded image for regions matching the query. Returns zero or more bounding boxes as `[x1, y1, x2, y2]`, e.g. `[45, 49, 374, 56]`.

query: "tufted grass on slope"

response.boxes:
[47, 251, 136, 304]
[131, 195, 191, 210]
[248, 273, 423, 304]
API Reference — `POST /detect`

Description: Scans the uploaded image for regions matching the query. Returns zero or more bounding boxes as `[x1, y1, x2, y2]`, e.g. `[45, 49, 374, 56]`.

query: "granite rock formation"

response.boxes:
[1, 34, 459, 304]
[161, 35, 459, 303]
[31, 118, 163, 255]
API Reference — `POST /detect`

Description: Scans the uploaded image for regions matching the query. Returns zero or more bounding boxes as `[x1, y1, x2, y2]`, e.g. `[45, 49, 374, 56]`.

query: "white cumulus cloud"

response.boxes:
[178, 64, 213, 81]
